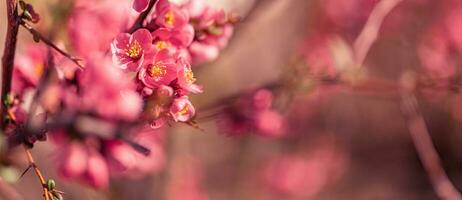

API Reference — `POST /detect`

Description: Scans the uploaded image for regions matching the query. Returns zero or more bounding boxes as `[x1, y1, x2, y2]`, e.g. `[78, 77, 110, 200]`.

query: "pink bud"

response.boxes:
[170, 96, 195, 122]
[255, 110, 285, 137]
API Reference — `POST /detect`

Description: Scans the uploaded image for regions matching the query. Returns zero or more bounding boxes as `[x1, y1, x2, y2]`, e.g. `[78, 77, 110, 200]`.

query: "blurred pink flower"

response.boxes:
[68, 0, 135, 57]
[262, 144, 348, 198]
[167, 158, 209, 200]
[79, 56, 142, 121]
[255, 110, 285, 137]
[184, 0, 234, 65]
[105, 127, 165, 178]
[12, 44, 47, 94]
[54, 133, 110, 189]
[111, 28, 154, 71]
[301, 33, 338, 77]
[418, 25, 456, 78]
[218, 89, 285, 137]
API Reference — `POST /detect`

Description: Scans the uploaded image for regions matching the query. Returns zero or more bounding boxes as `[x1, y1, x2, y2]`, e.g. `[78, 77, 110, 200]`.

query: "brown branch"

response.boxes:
[24, 148, 50, 200]
[1, 0, 20, 130]
[127, 0, 157, 33]
[353, 0, 403, 67]
[401, 89, 462, 200]
[19, 21, 83, 68]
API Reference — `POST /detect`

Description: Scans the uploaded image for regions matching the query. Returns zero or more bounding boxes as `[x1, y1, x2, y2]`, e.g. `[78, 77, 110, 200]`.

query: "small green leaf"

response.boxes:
[47, 179, 56, 190]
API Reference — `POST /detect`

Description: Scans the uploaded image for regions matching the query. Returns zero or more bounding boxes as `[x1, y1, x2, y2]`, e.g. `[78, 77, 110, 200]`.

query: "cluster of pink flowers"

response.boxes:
[110, 0, 235, 127]
[8, 0, 235, 189]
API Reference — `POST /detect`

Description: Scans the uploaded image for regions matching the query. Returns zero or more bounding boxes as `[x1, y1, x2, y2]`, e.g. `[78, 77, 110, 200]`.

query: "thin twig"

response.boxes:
[1, 0, 20, 130]
[19, 20, 83, 68]
[353, 0, 403, 67]
[401, 90, 462, 200]
[24, 148, 50, 200]
[127, 0, 157, 33]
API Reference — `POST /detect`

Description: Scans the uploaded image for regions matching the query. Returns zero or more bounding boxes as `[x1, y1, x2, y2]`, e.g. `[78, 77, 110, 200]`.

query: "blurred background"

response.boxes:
[2, 0, 462, 199]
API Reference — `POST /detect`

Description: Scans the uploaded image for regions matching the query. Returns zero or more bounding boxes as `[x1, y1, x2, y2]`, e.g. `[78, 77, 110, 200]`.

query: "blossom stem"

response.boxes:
[400, 91, 462, 200]
[24, 148, 51, 200]
[353, 0, 403, 67]
[127, 0, 158, 33]
[1, 0, 20, 130]
[19, 20, 83, 68]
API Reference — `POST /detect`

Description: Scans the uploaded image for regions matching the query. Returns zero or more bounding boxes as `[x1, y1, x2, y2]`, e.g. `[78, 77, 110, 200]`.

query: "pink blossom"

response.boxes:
[152, 26, 195, 49]
[177, 59, 203, 94]
[111, 28, 153, 71]
[155, 0, 189, 29]
[169, 96, 195, 122]
[138, 49, 179, 88]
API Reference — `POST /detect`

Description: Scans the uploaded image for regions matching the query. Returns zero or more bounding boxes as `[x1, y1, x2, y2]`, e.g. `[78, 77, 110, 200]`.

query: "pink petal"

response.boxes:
[133, 0, 149, 12]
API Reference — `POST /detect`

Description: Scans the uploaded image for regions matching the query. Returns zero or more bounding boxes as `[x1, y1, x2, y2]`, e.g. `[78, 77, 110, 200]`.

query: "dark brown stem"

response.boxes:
[1, 0, 20, 130]
[20, 21, 83, 68]
[401, 91, 462, 200]
[127, 0, 157, 33]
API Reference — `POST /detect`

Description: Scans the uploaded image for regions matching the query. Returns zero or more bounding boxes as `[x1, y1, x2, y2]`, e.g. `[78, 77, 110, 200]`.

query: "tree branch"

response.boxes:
[19, 20, 83, 68]
[401, 90, 462, 200]
[353, 0, 403, 67]
[24, 148, 50, 200]
[1, 0, 20, 130]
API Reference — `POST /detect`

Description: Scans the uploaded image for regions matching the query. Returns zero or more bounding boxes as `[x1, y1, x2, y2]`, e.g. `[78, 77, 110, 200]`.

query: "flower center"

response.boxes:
[184, 68, 196, 84]
[155, 41, 169, 50]
[164, 11, 175, 26]
[148, 63, 167, 78]
[178, 104, 189, 116]
[125, 40, 142, 59]
[34, 62, 44, 77]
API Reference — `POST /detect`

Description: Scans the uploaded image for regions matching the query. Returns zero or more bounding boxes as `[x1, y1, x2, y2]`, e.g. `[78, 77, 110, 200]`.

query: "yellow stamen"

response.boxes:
[34, 63, 44, 77]
[164, 11, 175, 26]
[125, 40, 142, 59]
[178, 105, 189, 116]
[184, 68, 196, 84]
[155, 41, 169, 50]
[148, 63, 167, 78]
